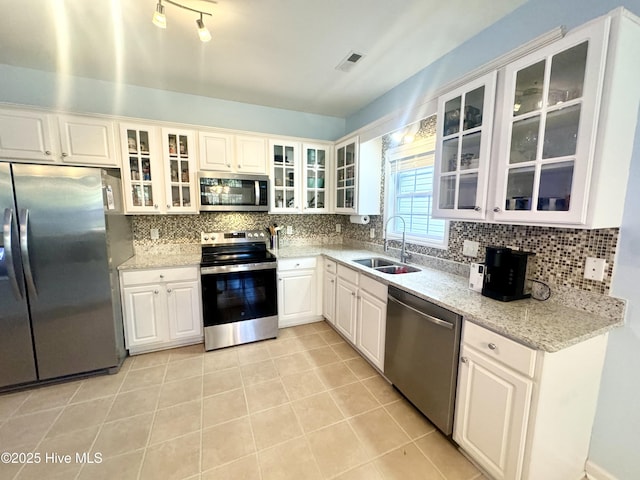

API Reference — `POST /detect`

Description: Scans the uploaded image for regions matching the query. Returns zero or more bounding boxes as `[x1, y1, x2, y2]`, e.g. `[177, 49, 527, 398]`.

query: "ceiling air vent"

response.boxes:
[335, 51, 366, 72]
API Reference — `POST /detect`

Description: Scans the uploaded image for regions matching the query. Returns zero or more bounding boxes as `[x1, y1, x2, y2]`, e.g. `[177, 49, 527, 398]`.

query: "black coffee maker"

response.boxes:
[481, 246, 535, 302]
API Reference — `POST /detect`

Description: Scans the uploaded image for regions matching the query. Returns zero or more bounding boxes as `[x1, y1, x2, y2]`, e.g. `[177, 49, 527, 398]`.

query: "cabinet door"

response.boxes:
[271, 140, 301, 212]
[198, 130, 234, 172]
[122, 285, 167, 348]
[120, 124, 163, 214]
[236, 135, 267, 174]
[161, 128, 197, 214]
[322, 272, 336, 325]
[166, 280, 203, 341]
[57, 115, 118, 167]
[356, 290, 386, 370]
[302, 143, 330, 213]
[335, 278, 357, 343]
[492, 19, 609, 225]
[277, 268, 317, 327]
[0, 109, 56, 162]
[334, 136, 359, 214]
[433, 72, 497, 220]
[454, 345, 533, 480]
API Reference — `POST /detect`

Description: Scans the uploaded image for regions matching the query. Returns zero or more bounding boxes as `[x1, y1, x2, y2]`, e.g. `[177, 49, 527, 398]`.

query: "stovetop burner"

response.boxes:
[200, 230, 276, 267]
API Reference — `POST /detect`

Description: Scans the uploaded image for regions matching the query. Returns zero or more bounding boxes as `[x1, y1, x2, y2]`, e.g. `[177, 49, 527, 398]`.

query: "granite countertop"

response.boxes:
[274, 245, 624, 353]
[118, 252, 201, 270]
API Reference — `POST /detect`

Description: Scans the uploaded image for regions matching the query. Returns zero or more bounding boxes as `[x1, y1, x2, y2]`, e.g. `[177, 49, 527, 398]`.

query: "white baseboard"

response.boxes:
[585, 460, 619, 480]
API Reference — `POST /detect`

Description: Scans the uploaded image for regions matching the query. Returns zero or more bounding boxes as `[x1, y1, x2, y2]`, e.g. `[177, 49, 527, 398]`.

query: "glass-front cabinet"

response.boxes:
[270, 140, 300, 213]
[302, 143, 329, 213]
[161, 128, 197, 213]
[493, 19, 608, 225]
[433, 72, 497, 220]
[334, 137, 358, 214]
[121, 124, 162, 213]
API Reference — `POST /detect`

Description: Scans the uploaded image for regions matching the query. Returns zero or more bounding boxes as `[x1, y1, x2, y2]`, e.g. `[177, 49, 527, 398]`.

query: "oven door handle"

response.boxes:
[201, 262, 277, 275]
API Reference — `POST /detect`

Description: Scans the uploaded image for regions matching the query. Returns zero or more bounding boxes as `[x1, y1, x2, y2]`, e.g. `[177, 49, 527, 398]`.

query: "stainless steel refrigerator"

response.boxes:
[0, 162, 133, 389]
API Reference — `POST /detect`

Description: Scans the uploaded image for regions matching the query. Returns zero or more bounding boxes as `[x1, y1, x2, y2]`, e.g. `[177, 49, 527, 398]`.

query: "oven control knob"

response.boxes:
[203, 236, 209, 241]
[259, 232, 265, 237]
[247, 233, 253, 238]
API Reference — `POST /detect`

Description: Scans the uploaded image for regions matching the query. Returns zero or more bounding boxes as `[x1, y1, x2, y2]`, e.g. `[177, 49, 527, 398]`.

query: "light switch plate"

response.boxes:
[463, 240, 479, 257]
[584, 257, 607, 281]
[150, 228, 159, 240]
[336, 224, 342, 233]
[370, 228, 375, 239]
[286, 225, 293, 235]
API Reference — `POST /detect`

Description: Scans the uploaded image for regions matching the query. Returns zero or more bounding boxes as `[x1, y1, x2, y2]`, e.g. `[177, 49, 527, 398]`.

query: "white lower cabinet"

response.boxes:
[322, 259, 337, 325]
[333, 263, 387, 370]
[277, 257, 322, 327]
[454, 321, 608, 480]
[120, 266, 203, 354]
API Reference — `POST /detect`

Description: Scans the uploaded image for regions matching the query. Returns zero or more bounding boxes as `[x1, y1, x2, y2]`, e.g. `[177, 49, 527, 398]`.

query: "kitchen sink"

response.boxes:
[353, 257, 420, 274]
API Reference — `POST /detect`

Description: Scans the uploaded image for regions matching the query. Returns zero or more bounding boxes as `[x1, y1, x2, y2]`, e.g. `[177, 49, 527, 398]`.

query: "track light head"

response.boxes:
[196, 15, 212, 42]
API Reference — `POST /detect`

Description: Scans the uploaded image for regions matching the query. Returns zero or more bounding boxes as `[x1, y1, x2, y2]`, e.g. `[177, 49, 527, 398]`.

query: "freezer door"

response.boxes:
[0, 163, 37, 387]
[12, 163, 118, 379]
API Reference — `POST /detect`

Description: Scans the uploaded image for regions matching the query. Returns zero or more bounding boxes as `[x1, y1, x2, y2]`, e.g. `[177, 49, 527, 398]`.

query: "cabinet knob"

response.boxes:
[154, 204, 159, 209]
[45, 150, 52, 156]
[167, 204, 171, 209]
[351, 292, 355, 296]
[167, 288, 172, 293]
[295, 263, 300, 267]
[474, 206, 481, 212]
[159, 274, 164, 279]
[61, 152, 68, 157]
[154, 289, 159, 294]
[461, 357, 468, 364]
[278, 278, 282, 282]
[330, 279, 334, 283]
[238, 165, 242, 169]
[488, 343, 497, 350]
[493, 207, 501, 213]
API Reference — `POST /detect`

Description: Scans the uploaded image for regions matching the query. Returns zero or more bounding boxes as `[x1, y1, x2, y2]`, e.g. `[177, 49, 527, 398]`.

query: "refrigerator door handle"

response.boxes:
[19, 208, 38, 298]
[3, 208, 24, 300]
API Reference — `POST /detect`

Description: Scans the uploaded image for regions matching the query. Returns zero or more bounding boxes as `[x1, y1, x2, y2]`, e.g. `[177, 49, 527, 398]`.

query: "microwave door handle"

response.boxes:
[254, 181, 260, 206]
[3, 208, 24, 300]
[19, 208, 37, 298]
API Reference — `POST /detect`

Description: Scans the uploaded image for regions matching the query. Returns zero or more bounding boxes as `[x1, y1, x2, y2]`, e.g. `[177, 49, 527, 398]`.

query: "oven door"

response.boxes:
[201, 263, 277, 328]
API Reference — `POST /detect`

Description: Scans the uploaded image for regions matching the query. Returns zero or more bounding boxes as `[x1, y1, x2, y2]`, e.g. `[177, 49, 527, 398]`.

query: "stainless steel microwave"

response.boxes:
[198, 172, 269, 211]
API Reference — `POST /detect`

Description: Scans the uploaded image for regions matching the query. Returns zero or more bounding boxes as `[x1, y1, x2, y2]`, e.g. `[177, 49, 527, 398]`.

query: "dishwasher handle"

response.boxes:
[388, 295, 454, 330]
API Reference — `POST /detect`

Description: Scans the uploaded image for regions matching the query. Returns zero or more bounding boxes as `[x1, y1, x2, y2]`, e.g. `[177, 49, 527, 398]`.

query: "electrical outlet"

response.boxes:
[584, 257, 607, 281]
[286, 225, 293, 235]
[336, 224, 342, 233]
[462, 240, 479, 257]
[370, 228, 375, 239]
[150, 228, 159, 240]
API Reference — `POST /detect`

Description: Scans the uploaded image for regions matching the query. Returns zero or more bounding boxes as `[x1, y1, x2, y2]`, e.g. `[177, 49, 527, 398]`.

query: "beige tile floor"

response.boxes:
[0, 321, 486, 480]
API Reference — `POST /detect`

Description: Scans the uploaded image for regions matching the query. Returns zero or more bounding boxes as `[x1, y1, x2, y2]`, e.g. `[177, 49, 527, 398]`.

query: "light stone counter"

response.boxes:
[274, 245, 624, 353]
[118, 253, 201, 270]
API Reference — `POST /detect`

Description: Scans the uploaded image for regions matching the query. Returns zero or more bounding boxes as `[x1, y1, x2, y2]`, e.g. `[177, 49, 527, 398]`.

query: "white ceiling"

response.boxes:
[0, 0, 526, 118]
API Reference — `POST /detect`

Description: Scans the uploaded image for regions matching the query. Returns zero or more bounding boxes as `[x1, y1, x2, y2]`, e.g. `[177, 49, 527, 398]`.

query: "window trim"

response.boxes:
[385, 139, 449, 250]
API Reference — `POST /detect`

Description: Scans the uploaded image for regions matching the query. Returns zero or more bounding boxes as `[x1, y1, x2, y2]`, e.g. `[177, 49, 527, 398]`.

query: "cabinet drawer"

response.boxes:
[121, 266, 198, 286]
[359, 275, 387, 302]
[337, 264, 359, 284]
[278, 257, 317, 271]
[324, 258, 337, 274]
[463, 321, 536, 378]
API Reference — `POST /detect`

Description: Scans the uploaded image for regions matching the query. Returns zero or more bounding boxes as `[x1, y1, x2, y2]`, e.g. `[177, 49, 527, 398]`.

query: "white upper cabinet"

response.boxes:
[198, 131, 267, 174]
[433, 71, 497, 220]
[236, 135, 268, 174]
[492, 18, 609, 226]
[302, 143, 331, 213]
[57, 114, 118, 166]
[270, 139, 301, 213]
[333, 136, 381, 215]
[0, 108, 119, 167]
[160, 127, 197, 214]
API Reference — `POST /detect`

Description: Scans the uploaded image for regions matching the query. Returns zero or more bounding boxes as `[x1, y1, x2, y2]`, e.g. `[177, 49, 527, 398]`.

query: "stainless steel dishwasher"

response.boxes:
[385, 286, 462, 436]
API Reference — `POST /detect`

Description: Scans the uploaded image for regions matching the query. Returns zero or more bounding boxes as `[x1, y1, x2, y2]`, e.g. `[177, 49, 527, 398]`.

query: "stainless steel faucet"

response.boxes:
[384, 215, 411, 263]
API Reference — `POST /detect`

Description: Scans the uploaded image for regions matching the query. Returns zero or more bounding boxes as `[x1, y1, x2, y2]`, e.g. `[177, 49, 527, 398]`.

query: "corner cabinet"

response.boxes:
[454, 321, 609, 480]
[433, 71, 497, 220]
[333, 136, 381, 215]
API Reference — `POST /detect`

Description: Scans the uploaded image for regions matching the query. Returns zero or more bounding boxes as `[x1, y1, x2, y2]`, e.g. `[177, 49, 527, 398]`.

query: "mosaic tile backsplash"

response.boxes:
[132, 112, 618, 296]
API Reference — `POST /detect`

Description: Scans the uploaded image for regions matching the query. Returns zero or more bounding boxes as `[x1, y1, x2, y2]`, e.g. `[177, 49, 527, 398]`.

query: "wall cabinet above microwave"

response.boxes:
[198, 130, 268, 175]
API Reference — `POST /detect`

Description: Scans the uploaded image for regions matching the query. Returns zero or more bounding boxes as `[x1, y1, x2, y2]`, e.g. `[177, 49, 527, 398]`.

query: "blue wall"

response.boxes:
[0, 64, 345, 141]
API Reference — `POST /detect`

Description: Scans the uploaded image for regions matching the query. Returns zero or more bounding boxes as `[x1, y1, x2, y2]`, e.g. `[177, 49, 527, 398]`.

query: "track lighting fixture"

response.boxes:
[152, 0, 216, 43]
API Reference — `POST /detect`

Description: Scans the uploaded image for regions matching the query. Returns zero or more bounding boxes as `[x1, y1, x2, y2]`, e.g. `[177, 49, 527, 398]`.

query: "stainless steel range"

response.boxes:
[200, 230, 278, 350]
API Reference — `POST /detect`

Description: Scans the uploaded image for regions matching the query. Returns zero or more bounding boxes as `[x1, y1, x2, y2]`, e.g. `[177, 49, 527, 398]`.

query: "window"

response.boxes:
[386, 139, 448, 249]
